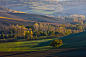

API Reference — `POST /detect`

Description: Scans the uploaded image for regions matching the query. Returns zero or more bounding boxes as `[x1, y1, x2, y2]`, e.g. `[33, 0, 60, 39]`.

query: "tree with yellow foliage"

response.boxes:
[50, 39, 63, 49]
[29, 31, 33, 40]
[34, 23, 39, 31]
[24, 31, 29, 36]
[65, 29, 72, 36]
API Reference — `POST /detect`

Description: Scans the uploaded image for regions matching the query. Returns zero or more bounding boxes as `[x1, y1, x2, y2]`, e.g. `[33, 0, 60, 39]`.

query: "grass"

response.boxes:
[59, 31, 86, 48]
[0, 38, 57, 52]
[0, 31, 86, 52]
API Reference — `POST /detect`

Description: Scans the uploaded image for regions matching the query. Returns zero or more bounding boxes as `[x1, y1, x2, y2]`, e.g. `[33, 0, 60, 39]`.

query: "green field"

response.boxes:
[60, 31, 86, 48]
[0, 38, 57, 52]
[0, 31, 86, 52]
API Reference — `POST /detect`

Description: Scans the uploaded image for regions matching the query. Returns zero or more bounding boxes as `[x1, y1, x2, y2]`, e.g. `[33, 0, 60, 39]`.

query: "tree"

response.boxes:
[20, 25, 25, 27]
[34, 23, 39, 31]
[47, 29, 49, 35]
[34, 35, 37, 39]
[49, 31, 54, 36]
[61, 24, 65, 27]
[76, 25, 84, 30]
[43, 32, 47, 36]
[26, 35, 30, 40]
[50, 39, 63, 48]
[4, 35, 7, 39]
[65, 29, 72, 36]
[55, 31, 59, 35]
[26, 25, 35, 31]
[1, 32, 5, 39]
[29, 31, 33, 39]
[13, 33, 17, 38]
[10, 30, 13, 38]
[36, 31, 41, 36]
[24, 31, 29, 36]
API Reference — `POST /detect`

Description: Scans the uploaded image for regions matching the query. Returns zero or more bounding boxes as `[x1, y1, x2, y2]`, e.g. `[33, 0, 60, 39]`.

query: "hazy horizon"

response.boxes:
[0, 0, 86, 17]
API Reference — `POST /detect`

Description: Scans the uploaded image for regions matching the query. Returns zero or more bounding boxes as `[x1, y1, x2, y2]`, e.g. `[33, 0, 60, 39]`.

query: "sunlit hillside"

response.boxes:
[0, 31, 86, 52]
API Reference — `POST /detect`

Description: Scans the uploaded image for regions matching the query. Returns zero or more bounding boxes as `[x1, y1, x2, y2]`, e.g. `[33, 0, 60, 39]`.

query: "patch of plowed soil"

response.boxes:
[0, 47, 86, 57]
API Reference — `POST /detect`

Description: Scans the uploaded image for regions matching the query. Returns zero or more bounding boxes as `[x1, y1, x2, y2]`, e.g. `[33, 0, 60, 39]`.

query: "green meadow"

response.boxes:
[0, 31, 86, 52]
[0, 38, 56, 52]
[60, 31, 86, 48]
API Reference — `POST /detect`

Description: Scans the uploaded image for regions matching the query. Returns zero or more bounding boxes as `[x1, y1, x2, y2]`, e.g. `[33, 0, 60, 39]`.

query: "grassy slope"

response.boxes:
[0, 31, 86, 52]
[59, 31, 86, 48]
[0, 12, 66, 26]
[0, 18, 35, 26]
[0, 12, 35, 26]
[0, 12, 86, 51]
[0, 12, 21, 19]
[0, 38, 57, 52]
[0, 12, 65, 24]
[8, 13, 66, 23]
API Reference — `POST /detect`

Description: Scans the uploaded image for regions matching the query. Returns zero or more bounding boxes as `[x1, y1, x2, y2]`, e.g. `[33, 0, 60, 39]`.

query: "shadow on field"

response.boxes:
[13, 40, 52, 49]
[1, 51, 35, 57]
[14, 45, 31, 48]
[1, 47, 86, 57]
[32, 40, 52, 48]
[49, 47, 86, 56]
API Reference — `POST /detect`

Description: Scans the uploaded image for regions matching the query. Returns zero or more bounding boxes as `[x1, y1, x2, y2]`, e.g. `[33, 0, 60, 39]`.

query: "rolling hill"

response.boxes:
[0, 12, 86, 50]
[0, 12, 21, 19]
[0, 12, 67, 24]
[0, 17, 35, 26]
[0, 31, 86, 56]
[59, 31, 86, 48]
[8, 13, 66, 23]
[0, 31, 86, 52]
[0, 12, 68, 26]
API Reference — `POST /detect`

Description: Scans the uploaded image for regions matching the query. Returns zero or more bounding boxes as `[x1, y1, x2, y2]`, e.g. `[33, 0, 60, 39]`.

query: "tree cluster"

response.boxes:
[0, 7, 10, 10]
[0, 22, 85, 40]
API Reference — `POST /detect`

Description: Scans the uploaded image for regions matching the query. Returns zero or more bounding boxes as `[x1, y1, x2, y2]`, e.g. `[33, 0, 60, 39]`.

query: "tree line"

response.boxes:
[0, 7, 10, 10]
[0, 23, 85, 40]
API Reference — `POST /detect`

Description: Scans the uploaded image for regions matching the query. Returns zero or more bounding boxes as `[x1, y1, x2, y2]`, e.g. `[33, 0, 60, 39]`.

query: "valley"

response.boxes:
[0, 0, 86, 57]
[0, 0, 86, 17]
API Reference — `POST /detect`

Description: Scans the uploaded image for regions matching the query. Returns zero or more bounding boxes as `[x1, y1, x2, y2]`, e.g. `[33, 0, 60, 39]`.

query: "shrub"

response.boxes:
[50, 39, 63, 48]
